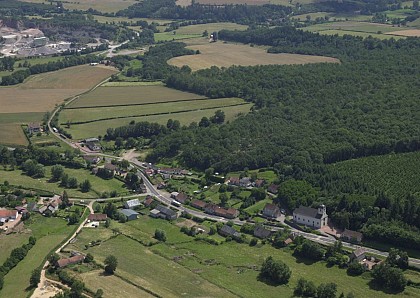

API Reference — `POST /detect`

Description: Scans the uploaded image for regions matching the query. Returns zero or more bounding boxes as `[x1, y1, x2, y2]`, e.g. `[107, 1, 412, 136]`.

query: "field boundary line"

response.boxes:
[61, 103, 251, 125]
[64, 97, 211, 109]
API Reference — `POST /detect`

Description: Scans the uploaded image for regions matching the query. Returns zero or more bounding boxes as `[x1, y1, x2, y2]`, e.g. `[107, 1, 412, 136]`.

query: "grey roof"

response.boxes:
[254, 225, 272, 238]
[294, 206, 322, 219]
[220, 225, 240, 237]
[120, 209, 139, 217]
[156, 205, 176, 217]
[125, 199, 141, 208]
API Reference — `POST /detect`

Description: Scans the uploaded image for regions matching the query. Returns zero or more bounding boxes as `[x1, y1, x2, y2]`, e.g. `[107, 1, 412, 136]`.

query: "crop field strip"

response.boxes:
[60, 98, 248, 124]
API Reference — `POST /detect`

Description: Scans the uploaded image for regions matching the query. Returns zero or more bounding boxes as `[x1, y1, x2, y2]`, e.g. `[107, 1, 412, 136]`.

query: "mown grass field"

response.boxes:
[329, 151, 420, 198]
[0, 215, 74, 298]
[61, 97, 245, 123]
[63, 104, 252, 139]
[0, 166, 128, 198]
[0, 65, 117, 146]
[67, 216, 420, 298]
[168, 41, 340, 71]
[93, 15, 173, 25]
[154, 32, 201, 42]
[0, 233, 31, 264]
[174, 22, 248, 34]
[67, 85, 206, 108]
[22, 0, 136, 13]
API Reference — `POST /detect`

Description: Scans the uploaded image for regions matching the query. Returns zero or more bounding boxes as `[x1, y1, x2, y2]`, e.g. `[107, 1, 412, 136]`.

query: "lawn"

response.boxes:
[0, 215, 74, 298]
[328, 151, 420, 198]
[168, 41, 340, 71]
[61, 97, 245, 123]
[174, 22, 248, 35]
[0, 166, 128, 199]
[67, 85, 206, 108]
[63, 104, 253, 139]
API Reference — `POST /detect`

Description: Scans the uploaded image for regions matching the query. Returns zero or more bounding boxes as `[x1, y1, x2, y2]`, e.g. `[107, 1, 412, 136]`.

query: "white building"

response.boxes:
[293, 204, 328, 229]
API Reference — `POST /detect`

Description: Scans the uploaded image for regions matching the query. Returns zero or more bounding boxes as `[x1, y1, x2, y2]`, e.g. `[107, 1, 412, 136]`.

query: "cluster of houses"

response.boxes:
[350, 247, 382, 270]
[39, 195, 62, 215]
[83, 138, 101, 152]
[55, 253, 85, 269]
[145, 166, 192, 180]
[190, 199, 239, 219]
[228, 177, 264, 188]
[121, 197, 179, 221]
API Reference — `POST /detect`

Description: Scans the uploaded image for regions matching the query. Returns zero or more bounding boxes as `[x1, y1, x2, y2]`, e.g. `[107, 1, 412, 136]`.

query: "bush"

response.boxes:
[260, 256, 291, 285]
[294, 278, 317, 297]
[317, 282, 337, 298]
[372, 263, 407, 292]
[347, 262, 365, 276]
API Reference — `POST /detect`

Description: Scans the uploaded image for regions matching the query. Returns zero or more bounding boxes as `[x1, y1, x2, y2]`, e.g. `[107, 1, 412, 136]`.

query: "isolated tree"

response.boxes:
[347, 261, 365, 276]
[317, 282, 337, 298]
[199, 117, 211, 127]
[68, 213, 79, 225]
[61, 190, 70, 207]
[260, 256, 291, 285]
[60, 173, 69, 187]
[386, 248, 409, 269]
[154, 229, 167, 242]
[294, 278, 317, 297]
[68, 177, 78, 189]
[105, 218, 111, 228]
[104, 255, 118, 274]
[51, 165, 64, 181]
[30, 268, 41, 287]
[80, 179, 91, 192]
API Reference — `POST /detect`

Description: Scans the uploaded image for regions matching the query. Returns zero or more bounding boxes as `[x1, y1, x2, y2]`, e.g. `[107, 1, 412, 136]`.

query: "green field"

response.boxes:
[67, 85, 207, 108]
[93, 15, 173, 25]
[0, 215, 74, 298]
[175, 22, 248, 35]
[0, 166, 128, 198]
[22, 0, 137, 13]
[329, 151, 420, 198]
[61, 97, 245, 123]
[0, 233, 31, 264]
[154, 32, 201, 42]
[66, 216, 420, 298]
[63, 104, 252, 139]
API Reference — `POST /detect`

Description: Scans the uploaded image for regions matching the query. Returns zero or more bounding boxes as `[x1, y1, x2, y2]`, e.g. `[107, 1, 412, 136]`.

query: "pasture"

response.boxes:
[0, 65, 117, 146]
[329, 151, 420, 198]
[175, 22, 248, 34]
[154, 32, 201, 42]
[21, 0, 137, 13]
[93, 15, 173, 25]
[61, 97, 245, 123]
[62, 104, 252, 139]
[168, 42, 340, 71]
[0, 215, 74, 298]
[385, 29, 420, 36]
[67, 85, 206, 108]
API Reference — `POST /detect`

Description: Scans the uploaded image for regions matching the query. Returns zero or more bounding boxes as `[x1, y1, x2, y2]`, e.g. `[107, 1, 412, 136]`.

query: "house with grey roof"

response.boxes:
[253, 225, 272, 239]
[219, 225, 241, 239]
[119, 209, 139, 221]
[293, 204, 328, 229]
[124, 199, 141, 209]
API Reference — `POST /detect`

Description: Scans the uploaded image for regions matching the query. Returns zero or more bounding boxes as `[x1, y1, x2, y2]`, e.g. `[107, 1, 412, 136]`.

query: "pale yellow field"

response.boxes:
[0, 124, 28, 146]
[168, 42, 340, 71]
[21, 0, 136, 13]
[0, 65, 117, 113]
[385, 29, 420, 36]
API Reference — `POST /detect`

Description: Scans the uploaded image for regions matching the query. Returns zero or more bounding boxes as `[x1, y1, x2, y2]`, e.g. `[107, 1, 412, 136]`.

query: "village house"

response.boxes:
[253, 225, 272, 239]
[150, 205, 178, 220]
[28, 123, 41, 135]
[228, 177, 240, 186]
[361, 256, 383, 271]
[341, 229, 363, 243]
[253, 179, 265, 188]
[239, 177, 252, 188]
[219, 225, 241, 239]
[124, 199, 141, 209]
[204, 204, 239, 219]
[43, 195, 62, 214]
[267, 184, 279, 194]
[293, 204, 328, 229]
[87, 214, 107, 222]
[159, 168, 183, 175]
[157, 182, 166, 189]
[143, 196, 154, 207]
[57, 255, 85, 268]
[85, 141, 101, 152]
[0, 209, 18, 223]
[83, 155, 101, 164]
[119, 209, 139, 221]
[262, 203, 281, 219]
[172, 192, 189, 204]
[350, 248, 366, 263]
[191, 200, 207, 210]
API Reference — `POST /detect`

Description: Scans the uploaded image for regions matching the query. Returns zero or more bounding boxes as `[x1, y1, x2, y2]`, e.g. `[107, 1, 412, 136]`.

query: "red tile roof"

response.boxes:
[88, 213, 108, 221]
[57, 255, 85, 268]
[0, 209, 18, 218]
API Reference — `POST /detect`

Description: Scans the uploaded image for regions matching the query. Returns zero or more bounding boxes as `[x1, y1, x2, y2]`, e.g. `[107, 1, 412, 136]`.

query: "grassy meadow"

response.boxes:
[168, 41, 340, 71]
[64, 216, 420, 298]
[0, 215, 74, 298]
[21, 0, 136, 13]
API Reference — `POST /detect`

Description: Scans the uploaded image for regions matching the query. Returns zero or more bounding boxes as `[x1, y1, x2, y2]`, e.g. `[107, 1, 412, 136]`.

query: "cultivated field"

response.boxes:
[61, 98, 245, 123]
[68, 85, 206, 108]
[0, 65, 117, 146]
[168, 42, 340, 71]
[22, 0, 136, 13]
[385, 29, 420, 36]
[94, 16, 173, 25]
[63, 104, 252, 139]
[0, 215, 74, 298]
[154, 32, 201, 42]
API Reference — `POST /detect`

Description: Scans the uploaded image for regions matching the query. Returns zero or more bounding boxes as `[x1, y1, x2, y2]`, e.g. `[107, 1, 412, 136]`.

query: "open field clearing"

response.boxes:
[1, 215, 74, 298]
[0, 233, 31, 264]
[195, 0, 315, 4]
[101, 81, 164, 87]
[0, 167, 128, 198]
[318, 29, 406, 39]
[168, 42, 340, 71]
[0, 123, 28, 146]
[385, 29, 420, 36]
[329, 151, 420, 198]
[175, 22, 248, 34]
[93, 15, 173, 25]
[22, 0, 136, 13]
[81, 270, 155, 298]
[64, 104, 252, 139]
[294, 12, 372, 22]
[154, 32, 201, 42]
[61, 98, 245, 123]
[68, 85, 206, 108]
[86, 235, 237, 297]
[304, 21, 407, 33]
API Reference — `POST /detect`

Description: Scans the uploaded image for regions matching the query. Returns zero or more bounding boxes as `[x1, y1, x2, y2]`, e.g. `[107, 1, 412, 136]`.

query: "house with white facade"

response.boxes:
[293, 204, 328, 229]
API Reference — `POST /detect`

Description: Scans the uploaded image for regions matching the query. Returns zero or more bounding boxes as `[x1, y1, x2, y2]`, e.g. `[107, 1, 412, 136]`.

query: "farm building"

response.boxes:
[191, 200, 207, 210]
[87, 214, 107, 222]
[204, 204, 239, 219]
[0, 209, 18, 223]
[86, 141, 101, 151]
[350, 248, 366, 263]
[57, 255, 85, 268]
[293, 205, 328, 229]
[219, 225, 241, 239]
[28, 123, 41, 135]
[83, 155, 101, 164]
[267, 184, 279, 194]
[119, 209, 139, 221]
[341, 229, 363, 243]
[262, 203, 280, 219]
[143, 196, 154, 207]
[150, 205, 178, 220]
[124, 199, 141, 209]
[253, 225, 272, 239]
